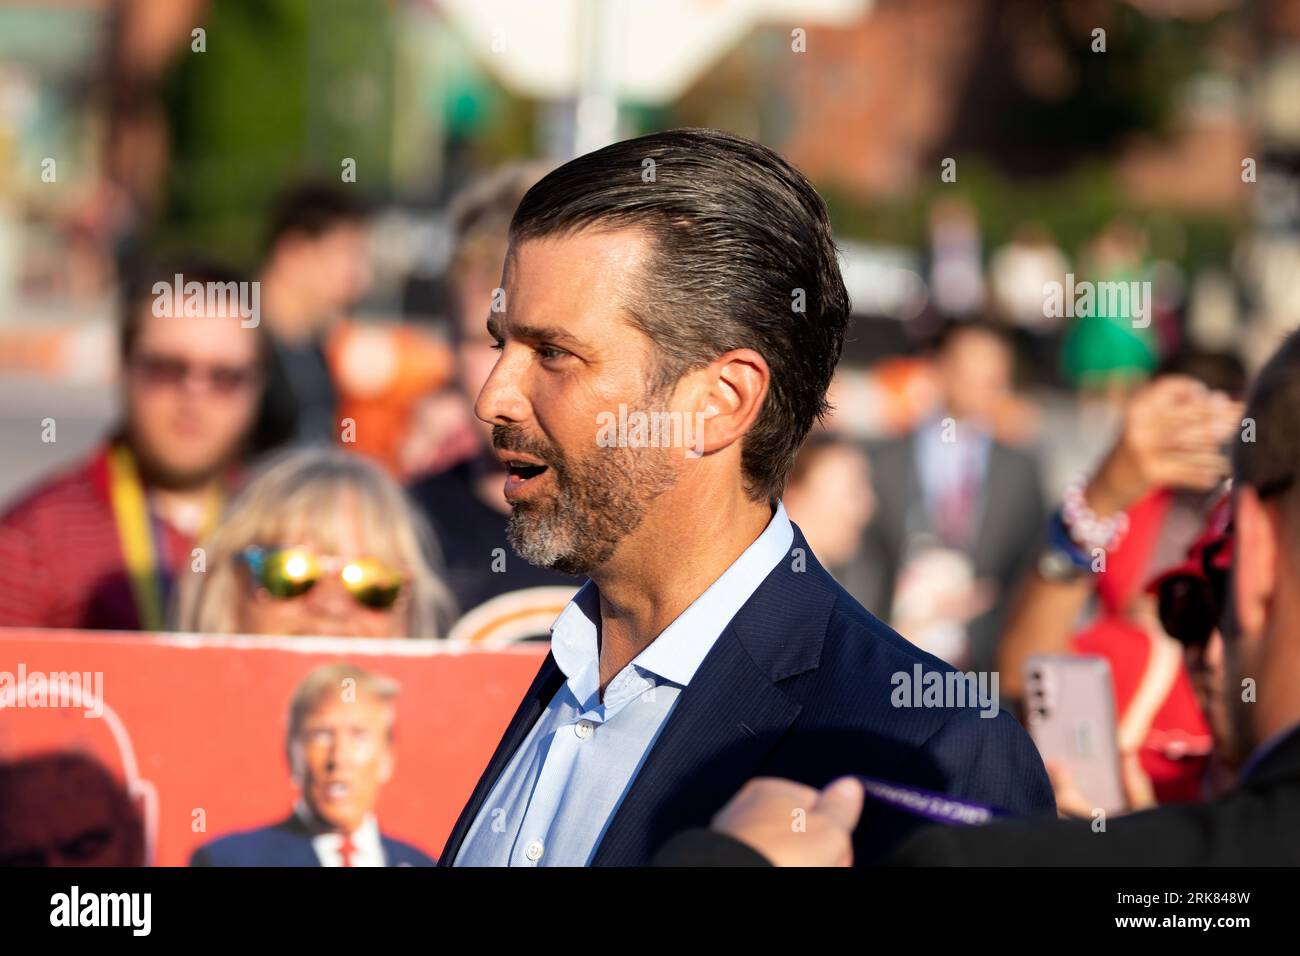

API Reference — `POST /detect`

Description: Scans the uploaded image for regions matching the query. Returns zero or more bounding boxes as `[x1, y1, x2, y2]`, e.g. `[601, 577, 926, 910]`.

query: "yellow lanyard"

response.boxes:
[107, 444, 222, 631]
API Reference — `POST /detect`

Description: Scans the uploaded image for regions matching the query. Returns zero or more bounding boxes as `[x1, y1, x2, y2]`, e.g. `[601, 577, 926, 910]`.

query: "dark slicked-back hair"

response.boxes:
[509, 128, 851, 504]
[1235, 330, 1300, 506]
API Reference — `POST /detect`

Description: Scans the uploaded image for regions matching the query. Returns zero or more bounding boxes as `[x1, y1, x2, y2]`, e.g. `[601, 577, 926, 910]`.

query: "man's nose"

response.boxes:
[178, 369, 213, 398]
[474, 347, 530, 426]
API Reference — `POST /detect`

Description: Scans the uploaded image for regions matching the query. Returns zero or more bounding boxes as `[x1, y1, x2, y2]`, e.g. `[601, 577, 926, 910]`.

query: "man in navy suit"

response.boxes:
[443, 129, 1053, 867]
[191, 664, 434, 867]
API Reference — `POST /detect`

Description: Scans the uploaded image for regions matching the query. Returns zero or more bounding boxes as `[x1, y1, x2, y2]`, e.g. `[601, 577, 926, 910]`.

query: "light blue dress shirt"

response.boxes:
[454, 502, 795, 866]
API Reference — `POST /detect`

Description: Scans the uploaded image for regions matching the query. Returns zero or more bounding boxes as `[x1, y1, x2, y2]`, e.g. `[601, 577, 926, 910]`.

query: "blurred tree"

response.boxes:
[941, 0, 1220, 177]
[151, 0, 393, 268]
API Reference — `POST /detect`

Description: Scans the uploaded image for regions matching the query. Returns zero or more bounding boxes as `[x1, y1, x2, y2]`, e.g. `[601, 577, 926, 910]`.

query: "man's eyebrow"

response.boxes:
[490, 318, 587, 350]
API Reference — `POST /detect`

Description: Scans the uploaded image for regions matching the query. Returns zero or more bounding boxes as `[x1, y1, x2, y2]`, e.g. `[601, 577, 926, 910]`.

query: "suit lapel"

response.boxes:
[438, 652, 566, 865]
[277, 814, 324, 867]
[441, 525, 834, 868]
[589, 626, 802, 865]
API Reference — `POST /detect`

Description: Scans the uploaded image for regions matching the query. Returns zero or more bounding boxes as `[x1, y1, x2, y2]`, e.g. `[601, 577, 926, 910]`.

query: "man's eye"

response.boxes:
[489, 340, 504, 352]
[536, 345, 567, 361]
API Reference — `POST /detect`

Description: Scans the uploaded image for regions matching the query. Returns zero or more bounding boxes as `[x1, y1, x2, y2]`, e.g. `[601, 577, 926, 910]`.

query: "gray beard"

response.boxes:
[507, 442, 678, 576]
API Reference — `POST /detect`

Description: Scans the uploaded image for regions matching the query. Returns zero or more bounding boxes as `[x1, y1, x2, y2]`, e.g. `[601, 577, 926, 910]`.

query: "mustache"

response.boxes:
[491, 425, 562, 468]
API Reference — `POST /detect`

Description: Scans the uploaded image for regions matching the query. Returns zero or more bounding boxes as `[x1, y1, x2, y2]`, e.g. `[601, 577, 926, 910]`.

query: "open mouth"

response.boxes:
[506, 461, 548, 480]
[503, 459, 551, 498]
[323, 781, 352, 801]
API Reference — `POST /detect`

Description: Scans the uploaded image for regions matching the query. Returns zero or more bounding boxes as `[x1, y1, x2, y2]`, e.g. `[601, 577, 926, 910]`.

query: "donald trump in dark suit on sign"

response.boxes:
[191, 664, 434, 867]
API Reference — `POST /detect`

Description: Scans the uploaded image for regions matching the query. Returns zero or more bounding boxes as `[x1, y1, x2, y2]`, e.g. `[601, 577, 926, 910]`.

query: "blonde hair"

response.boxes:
[176, 446, 455, 638]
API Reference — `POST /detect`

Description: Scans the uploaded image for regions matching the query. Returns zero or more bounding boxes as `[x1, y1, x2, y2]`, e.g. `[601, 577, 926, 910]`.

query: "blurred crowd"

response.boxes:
[1, 0, 1298, 846]
[0, 166, 1277, 828]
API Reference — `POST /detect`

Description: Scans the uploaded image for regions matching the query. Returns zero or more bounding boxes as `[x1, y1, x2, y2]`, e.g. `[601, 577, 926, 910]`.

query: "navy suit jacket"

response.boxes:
[190, 815, 436, 867]
[441, 525, 1053, 866]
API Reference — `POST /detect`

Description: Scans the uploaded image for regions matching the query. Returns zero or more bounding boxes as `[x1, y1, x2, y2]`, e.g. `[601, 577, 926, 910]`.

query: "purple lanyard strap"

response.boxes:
[856, 776, 1009, 826]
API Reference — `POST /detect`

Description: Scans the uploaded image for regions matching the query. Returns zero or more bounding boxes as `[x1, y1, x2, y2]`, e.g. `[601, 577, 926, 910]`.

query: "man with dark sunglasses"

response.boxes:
[0, 263, 267, 631]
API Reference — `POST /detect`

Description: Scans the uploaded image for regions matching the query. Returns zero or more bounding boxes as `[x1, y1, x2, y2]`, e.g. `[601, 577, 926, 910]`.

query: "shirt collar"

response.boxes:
[549, 502, 795, 691]
[307, 812, 384, 866]
[353, 814, 381, 850]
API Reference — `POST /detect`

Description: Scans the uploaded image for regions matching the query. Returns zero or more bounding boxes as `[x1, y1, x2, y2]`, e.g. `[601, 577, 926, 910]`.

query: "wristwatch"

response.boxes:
[1037, 506, 1096, 582]
[1037, 545, 1086, 583]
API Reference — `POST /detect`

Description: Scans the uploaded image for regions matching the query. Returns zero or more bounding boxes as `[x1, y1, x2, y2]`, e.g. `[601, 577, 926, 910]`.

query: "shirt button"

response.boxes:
[524, 840, 544, 862]
[574, 719, 594, 740]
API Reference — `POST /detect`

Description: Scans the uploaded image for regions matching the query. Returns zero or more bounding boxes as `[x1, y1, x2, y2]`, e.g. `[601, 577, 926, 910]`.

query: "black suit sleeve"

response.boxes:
[652, 829, 773, 867]
[883, 823, 972, 865]
[883, 812, 1180, 866]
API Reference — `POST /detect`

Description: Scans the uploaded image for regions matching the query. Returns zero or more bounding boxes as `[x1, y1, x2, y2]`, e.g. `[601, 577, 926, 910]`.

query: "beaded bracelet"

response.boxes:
[1061, 475, 1130, 553]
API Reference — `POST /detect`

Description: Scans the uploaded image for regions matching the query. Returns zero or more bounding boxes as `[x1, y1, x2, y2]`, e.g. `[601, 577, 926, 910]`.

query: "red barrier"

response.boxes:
[0, 629, 546, 866]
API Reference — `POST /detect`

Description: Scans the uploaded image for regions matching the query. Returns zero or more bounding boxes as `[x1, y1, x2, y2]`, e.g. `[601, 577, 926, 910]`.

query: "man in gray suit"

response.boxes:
[848, 319, 1046, 674]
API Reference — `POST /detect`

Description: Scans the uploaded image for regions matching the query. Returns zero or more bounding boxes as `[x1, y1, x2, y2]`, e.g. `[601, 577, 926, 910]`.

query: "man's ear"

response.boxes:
[1233, 485, 1279, 639]
[378, 722, 396, 784]
[685, 348, 770, 457]
[287, 741, 304, 786]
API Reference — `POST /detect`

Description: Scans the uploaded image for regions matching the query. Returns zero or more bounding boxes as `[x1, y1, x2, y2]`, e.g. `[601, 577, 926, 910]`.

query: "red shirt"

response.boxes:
[1071, 489, 1214, 804]
[0, 444, 199, 631]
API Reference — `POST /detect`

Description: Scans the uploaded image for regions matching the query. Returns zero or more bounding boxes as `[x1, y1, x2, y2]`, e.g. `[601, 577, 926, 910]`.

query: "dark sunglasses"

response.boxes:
[239, 546, 405, 611]
[130, 354, 260, 395]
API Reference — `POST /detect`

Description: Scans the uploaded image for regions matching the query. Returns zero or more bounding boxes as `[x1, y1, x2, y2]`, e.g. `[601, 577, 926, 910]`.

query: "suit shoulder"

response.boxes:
[189, 822, 301, 866]
[810, 583, 1053, 815]
[817, 589, 1016, 733]
[821, 584, 958, 679]
[382, 835, 437, 867]
[792, 582, 971, 739]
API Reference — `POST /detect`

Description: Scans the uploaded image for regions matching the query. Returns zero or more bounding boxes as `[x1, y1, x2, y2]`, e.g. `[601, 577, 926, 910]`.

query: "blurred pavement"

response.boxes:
[0, 376, 116, 507]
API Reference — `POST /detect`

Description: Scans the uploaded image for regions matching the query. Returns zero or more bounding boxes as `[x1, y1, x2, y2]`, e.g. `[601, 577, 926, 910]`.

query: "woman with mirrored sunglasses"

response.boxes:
[177, 447, 456, 638]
